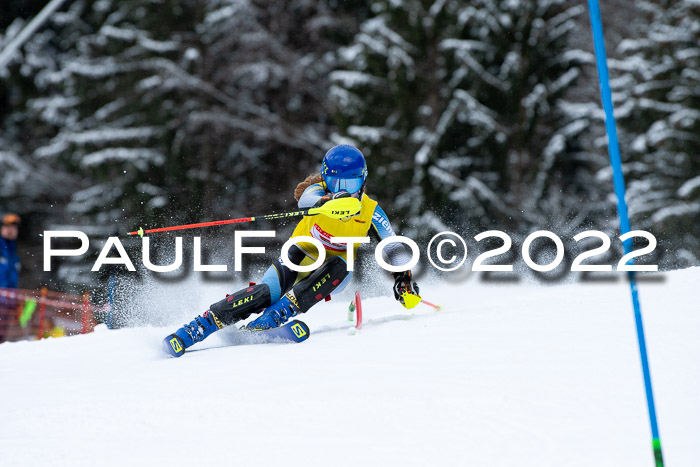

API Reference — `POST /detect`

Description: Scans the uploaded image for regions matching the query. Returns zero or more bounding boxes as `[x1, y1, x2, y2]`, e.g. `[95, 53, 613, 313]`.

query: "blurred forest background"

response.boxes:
[0, 0, 698, 292]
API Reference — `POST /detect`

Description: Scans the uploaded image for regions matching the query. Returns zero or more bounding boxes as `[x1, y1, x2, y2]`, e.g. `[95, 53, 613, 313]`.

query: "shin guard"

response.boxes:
[290, 256, 349, 313]
[209, 283, 272, 326]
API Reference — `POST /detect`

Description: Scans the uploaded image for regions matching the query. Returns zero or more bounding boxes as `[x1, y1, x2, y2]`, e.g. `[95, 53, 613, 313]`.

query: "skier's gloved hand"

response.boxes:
[392, 270, 420, 308]
[313, 190, 351, 208]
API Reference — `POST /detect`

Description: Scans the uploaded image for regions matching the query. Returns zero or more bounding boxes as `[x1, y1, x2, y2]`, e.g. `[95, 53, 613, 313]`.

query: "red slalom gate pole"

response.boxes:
[81, 291, 94, 334]
[37, 287, 48, 339]
[347, 291, 363, 331]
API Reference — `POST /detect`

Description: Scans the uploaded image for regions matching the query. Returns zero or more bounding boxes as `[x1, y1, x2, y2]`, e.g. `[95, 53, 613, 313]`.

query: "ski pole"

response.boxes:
[127, 197, 361, 237]
[400, 292, 442, 311]
[421, 299, 442, 311]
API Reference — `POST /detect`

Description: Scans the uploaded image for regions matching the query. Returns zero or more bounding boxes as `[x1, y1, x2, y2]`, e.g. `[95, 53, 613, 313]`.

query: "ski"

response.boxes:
[240, 319, 310, 344]
[163, 319, 310, 358]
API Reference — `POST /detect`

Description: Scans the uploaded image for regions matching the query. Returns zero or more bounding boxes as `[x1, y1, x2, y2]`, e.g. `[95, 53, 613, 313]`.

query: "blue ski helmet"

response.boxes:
[321, 145, 367, 194]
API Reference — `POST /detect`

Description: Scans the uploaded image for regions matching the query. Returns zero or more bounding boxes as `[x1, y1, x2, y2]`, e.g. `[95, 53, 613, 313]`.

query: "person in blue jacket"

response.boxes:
[0, 213, 21, 289]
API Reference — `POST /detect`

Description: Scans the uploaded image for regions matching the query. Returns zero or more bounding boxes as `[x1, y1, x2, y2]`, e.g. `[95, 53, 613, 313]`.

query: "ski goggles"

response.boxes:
[324, 175, 364, 194]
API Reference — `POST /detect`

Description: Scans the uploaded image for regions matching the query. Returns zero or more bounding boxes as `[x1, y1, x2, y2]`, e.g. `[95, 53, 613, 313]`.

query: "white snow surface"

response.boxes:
[1, 268, 699, 467]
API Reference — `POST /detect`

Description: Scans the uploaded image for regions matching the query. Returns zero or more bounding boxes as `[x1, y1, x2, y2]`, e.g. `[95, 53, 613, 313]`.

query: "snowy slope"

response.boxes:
[1, 268, 699, 467]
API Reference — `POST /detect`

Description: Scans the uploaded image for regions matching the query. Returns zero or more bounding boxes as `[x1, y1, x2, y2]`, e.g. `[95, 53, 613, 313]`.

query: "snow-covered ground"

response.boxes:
[1, 268, 698, 467]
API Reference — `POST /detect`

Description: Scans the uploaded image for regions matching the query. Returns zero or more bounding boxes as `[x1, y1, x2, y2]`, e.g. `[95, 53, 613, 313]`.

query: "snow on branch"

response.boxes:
[329, 71, 384, 88]
[427, 165, 523, 220]
[329, 85, 365, 115]
[204, 1, 253, 26]
[678, 176, 700, 198]
[674, 47, 700, 62]
[651, 202, 700, 224]
[356, 31, 415, 74]
[436, 156, 475, 170]
[527, 133, 565, 209]
[66, 127, 162, 145]
[412, 90, 498, 191]
[453, 89, 501, 133]
[522, 84, 548, 120]
[188, 111, 317, 152]
[34, 141, 69, 159]
[669, 109, 700, 128]
[93, 99, 127, 122]
[80, 148, 166, 170]
[638, 98, 688, 114]
[550, 68, 580, 95]
[60, 56, 284, 130]
[639, 120, 698, 148]
[67, 183, 126, 214]
[440, 39, 493, 54]
[649, 29, 695, 45]
[546, 13, 578, 43]
[99, 25, 138, 41]
[347, 126, 399, 144]
[361, 16, 418, 55]
[444, 44, 508, 92]
[549, 4, 585, 30]
[618, 38, 655, 54]
[0, 149, 65, 195]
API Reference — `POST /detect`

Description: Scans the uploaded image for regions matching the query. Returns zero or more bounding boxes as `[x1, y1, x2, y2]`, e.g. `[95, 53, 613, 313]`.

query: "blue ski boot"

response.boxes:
[246, 292, 300, 331]
[163, 310, 223, 357]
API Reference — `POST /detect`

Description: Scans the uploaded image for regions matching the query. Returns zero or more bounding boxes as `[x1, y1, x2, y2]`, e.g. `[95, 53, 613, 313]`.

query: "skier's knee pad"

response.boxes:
[209, 283, 272, 325]
[291, 256, 349, 313]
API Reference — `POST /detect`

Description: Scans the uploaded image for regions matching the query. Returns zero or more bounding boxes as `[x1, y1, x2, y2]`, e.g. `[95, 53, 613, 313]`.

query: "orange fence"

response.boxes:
[0, 288, 101, 343]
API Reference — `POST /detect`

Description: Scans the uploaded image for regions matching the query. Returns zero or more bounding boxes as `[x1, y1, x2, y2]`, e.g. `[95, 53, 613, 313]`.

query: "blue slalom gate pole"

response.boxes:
[587, 1, 664, 465]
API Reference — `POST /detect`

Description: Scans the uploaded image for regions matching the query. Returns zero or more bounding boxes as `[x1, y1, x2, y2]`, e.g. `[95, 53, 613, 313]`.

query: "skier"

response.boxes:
[163, 145, 420, 357]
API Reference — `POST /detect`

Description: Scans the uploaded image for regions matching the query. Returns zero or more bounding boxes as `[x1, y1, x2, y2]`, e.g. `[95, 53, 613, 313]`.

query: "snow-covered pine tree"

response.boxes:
[435, 0, 607, 236]
[0, 1, 76, 216]
[27, 0, 334, 226]
[179, 0, 361, 219]
[6, 0, 201, 231]
[329, 0, 463, 236]
[1, 0, 363, 287]
[331, 0, 604, 239]
[610, 0, 700, 267]
[8, 0, 362, 227]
